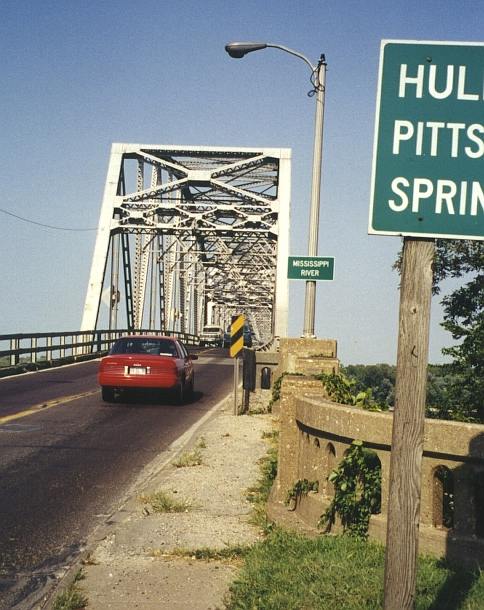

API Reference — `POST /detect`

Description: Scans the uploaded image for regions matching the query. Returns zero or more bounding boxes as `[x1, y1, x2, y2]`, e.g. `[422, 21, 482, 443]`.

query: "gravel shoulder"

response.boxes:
[73, 400, 273, 609]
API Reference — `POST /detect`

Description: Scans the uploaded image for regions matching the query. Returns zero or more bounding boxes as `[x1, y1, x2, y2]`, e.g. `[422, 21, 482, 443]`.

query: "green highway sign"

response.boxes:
[287, 256, 335, 280]
[370, 40, 484, 241]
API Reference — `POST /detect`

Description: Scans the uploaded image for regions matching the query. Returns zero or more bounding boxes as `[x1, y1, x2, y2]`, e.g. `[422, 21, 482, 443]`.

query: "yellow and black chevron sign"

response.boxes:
[230, 314, 245, 358]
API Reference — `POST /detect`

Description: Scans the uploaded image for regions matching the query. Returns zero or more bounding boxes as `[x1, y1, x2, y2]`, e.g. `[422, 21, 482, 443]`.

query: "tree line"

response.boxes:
[344, 240, 483, 424]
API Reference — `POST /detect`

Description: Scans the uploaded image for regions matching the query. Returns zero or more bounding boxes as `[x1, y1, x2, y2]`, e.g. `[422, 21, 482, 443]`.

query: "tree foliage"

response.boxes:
[434, 240, 483, 422]
[395, 239, 483, 422]
[317, 371, 387, 411]
[343, 364, 395, 408]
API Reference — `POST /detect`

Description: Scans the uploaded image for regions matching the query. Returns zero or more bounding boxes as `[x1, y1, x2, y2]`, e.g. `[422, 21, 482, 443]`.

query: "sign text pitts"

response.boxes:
[370, 41, 484, 240]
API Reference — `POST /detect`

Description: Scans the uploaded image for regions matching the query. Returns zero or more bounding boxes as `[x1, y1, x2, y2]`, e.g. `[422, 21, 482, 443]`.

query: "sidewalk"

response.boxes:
[51, 398, 272, 609]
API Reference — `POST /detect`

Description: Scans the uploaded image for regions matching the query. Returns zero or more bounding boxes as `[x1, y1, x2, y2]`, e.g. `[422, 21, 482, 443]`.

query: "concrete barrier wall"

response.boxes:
[271, 374, 484, 565]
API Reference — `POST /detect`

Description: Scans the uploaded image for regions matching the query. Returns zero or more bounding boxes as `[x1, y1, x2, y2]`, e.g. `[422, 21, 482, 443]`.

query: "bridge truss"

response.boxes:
[81, 144, 290, 344]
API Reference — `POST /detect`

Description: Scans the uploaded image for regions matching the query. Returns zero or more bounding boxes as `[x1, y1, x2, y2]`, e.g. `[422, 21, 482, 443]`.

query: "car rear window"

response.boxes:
[110, 338, 178, 356]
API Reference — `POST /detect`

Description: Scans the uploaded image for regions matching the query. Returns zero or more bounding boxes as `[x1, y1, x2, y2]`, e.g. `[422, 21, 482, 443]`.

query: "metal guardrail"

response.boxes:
[0, 329, 200, 374]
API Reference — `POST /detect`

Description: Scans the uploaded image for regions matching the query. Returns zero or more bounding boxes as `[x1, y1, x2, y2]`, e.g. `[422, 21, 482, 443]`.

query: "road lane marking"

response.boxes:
[196, 348, 221, 356]
[0, 423, 43, 433]
[196, 357, 232, 365]
[0, 390, 99, 425]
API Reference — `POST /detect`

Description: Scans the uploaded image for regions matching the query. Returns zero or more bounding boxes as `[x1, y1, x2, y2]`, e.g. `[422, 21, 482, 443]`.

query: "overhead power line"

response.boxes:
[0, 207, 96, 231]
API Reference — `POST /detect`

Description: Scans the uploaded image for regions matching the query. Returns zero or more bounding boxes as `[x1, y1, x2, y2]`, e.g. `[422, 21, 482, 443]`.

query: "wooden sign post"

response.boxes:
[383, 237, 435, 609]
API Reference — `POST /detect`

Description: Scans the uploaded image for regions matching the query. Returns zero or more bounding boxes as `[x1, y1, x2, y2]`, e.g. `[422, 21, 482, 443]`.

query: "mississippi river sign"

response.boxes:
[287, 256, 335, 281]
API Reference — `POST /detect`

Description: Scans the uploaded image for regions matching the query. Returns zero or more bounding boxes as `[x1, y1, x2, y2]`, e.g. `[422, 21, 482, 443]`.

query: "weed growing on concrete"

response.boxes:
[247, 406, 268, 415]
[246, 432, 278, 533]
[139, 490, 192, 513]
[163, 545, 250, 562]
[172, 436, 207, 467]
[52, 570, 88, 610]
[172, 448, 203, 468]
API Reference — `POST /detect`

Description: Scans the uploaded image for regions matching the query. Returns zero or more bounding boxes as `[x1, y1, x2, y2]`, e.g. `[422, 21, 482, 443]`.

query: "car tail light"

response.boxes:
[152, 359, 178, 374]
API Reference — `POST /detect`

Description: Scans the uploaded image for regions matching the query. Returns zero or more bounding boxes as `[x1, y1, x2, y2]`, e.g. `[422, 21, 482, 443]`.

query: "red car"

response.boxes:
[98, 335, 198, 403]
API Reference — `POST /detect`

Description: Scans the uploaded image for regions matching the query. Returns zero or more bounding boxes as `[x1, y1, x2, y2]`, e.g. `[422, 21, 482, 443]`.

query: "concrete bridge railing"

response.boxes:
[270, 371, 484, 565]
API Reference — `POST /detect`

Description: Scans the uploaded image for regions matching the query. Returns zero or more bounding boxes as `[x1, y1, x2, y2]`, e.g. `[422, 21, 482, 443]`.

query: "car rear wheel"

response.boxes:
[172, 380, 186, 405]
[186, 375, 194, 399]
[101, 387, 116, 403]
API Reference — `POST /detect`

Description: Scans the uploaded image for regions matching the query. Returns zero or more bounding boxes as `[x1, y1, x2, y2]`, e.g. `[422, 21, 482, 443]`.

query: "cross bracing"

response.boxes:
[81, 144, 290, 344]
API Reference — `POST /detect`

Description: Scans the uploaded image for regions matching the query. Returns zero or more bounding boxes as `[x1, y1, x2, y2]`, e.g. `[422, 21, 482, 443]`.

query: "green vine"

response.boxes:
[319, 440, 381, 539]
[268, 372, 303, 411]
[285, 478, 319, 505]
[269, 372, 288, 407]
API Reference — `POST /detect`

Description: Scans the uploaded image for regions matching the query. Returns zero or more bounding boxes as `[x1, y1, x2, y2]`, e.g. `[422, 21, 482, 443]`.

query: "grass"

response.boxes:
[225, 529, 484, 610]
[139, 490, 192, 513]
[52, 570, 88, 610]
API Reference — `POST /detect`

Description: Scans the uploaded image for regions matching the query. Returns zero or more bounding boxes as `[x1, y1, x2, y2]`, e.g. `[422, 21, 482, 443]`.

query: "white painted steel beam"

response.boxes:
[81, 146, 124, 331]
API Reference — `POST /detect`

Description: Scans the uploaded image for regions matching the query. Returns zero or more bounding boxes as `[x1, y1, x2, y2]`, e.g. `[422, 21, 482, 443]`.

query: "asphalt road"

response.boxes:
[0, 347, 233, 609]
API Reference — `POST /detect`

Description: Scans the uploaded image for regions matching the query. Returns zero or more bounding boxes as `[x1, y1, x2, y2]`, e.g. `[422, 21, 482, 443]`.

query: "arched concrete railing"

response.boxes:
[270, 374, 484, 566]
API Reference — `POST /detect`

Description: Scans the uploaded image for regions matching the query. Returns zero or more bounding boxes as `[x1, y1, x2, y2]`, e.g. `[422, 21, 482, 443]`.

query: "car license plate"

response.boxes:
[129, 366, 147, 375]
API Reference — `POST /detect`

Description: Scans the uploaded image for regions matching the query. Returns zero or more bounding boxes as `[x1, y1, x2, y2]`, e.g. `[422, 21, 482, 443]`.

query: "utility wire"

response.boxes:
[0, 206, 96, 231]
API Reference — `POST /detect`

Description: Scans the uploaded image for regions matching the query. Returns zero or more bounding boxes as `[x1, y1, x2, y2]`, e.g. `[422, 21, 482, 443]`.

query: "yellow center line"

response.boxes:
[0, 389, 100, 425]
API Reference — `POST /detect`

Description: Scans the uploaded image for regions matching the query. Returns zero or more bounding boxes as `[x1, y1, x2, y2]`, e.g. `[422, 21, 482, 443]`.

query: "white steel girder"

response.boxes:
[81, 144, 290, 343]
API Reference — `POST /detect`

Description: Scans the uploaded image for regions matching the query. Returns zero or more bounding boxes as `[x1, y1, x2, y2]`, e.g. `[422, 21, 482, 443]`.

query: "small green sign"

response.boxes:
[287, 256, 335, 280]
[370, 40, 484, 241]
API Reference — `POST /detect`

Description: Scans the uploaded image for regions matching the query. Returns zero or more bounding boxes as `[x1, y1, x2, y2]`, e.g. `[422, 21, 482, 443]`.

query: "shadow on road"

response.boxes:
[101, 388, 204, 407]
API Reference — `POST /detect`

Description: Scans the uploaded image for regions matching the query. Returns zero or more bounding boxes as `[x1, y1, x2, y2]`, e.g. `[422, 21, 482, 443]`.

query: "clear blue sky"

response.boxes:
[0, 0, 480, 364]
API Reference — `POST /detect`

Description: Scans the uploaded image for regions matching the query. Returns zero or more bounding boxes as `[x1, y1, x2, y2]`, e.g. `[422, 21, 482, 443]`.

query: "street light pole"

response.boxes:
[303, 56, 326, 338]
[225, 42, 327, 338]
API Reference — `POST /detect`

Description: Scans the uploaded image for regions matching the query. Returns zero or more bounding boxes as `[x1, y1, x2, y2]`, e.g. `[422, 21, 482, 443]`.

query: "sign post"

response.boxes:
[370, 40, 483, 610]
[384, 236, 434, 610]
[230, 314, 245, 415]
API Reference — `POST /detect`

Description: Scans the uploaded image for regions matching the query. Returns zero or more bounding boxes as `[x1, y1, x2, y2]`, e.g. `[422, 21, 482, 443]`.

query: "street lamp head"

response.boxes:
[225, 42, 267, 58]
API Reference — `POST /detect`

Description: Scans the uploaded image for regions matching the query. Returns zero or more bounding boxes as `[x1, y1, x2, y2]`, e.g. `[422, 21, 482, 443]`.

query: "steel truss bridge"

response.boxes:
[81, 144, 291, 345]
